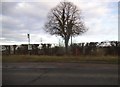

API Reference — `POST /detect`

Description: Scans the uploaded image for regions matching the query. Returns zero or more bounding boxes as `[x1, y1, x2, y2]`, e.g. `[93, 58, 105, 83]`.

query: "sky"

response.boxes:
[0, 0, 119, 45]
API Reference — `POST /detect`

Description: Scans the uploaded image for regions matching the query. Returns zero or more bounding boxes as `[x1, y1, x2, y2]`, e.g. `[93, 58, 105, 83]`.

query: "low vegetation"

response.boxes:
[2, 55, 118, 64]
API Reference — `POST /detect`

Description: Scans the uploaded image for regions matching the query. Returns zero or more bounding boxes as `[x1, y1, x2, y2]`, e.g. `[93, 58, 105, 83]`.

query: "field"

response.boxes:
[2, 55, 118, 64]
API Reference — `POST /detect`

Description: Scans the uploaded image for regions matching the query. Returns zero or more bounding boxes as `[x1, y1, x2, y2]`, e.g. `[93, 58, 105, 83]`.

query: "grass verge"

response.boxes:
[2, 55, 118, 64]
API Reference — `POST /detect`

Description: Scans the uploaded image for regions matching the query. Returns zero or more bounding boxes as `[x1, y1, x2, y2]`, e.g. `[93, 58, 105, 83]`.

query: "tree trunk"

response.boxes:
[64, 36, 70, 55]
[13, 45, 17, 55]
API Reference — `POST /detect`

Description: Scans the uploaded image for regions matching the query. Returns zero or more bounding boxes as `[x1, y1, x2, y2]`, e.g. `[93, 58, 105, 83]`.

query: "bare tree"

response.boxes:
[44, 2, 87, 54]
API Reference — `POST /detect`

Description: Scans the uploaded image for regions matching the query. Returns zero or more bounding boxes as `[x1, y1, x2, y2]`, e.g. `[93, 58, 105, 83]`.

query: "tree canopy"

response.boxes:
[44, 2, 87, 54]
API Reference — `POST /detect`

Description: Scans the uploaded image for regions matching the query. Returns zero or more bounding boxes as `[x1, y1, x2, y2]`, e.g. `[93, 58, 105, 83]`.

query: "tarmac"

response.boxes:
[2, 62, 118, 85]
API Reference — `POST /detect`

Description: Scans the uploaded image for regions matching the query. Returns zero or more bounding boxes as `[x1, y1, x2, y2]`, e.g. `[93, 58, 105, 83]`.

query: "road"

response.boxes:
[2, 63, 118, 85]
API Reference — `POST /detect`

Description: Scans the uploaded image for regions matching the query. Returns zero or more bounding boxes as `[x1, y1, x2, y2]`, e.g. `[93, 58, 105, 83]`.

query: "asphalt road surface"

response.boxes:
[2, 63, 118, 85]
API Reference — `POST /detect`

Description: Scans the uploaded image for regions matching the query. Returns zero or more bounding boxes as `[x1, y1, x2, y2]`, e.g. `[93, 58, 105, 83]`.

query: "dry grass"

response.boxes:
[2, 55, 118, 63]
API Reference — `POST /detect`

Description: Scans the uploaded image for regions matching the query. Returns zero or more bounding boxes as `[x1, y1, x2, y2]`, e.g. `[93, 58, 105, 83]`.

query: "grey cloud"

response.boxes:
[2, 2, 49, 20]
[2, 32, 28, 42]
[2, 2, 18, 16]
[1, 1, 118, 44]
[2, 2, 48, 42]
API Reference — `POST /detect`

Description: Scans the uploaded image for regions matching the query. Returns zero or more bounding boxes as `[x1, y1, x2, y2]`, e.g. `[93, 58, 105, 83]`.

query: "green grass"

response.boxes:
[2, 55, 118, 64]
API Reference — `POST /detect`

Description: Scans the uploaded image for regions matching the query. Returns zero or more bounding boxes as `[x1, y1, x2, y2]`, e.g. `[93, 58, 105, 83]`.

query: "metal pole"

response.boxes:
[27, 34, 31, 55]
[40, 38, 42, 43]
[59, 38, 60, 47]
[71, 35, 72, 46]
[28, 34, 30, 45]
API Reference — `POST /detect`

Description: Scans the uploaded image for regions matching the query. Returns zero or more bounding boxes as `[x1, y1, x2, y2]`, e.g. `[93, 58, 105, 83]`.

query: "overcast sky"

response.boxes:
[1, 0, 118, 45]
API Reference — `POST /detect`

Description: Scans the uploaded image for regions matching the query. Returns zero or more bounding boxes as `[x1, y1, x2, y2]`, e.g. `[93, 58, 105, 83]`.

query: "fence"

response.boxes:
[1, 41, 120, 56]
